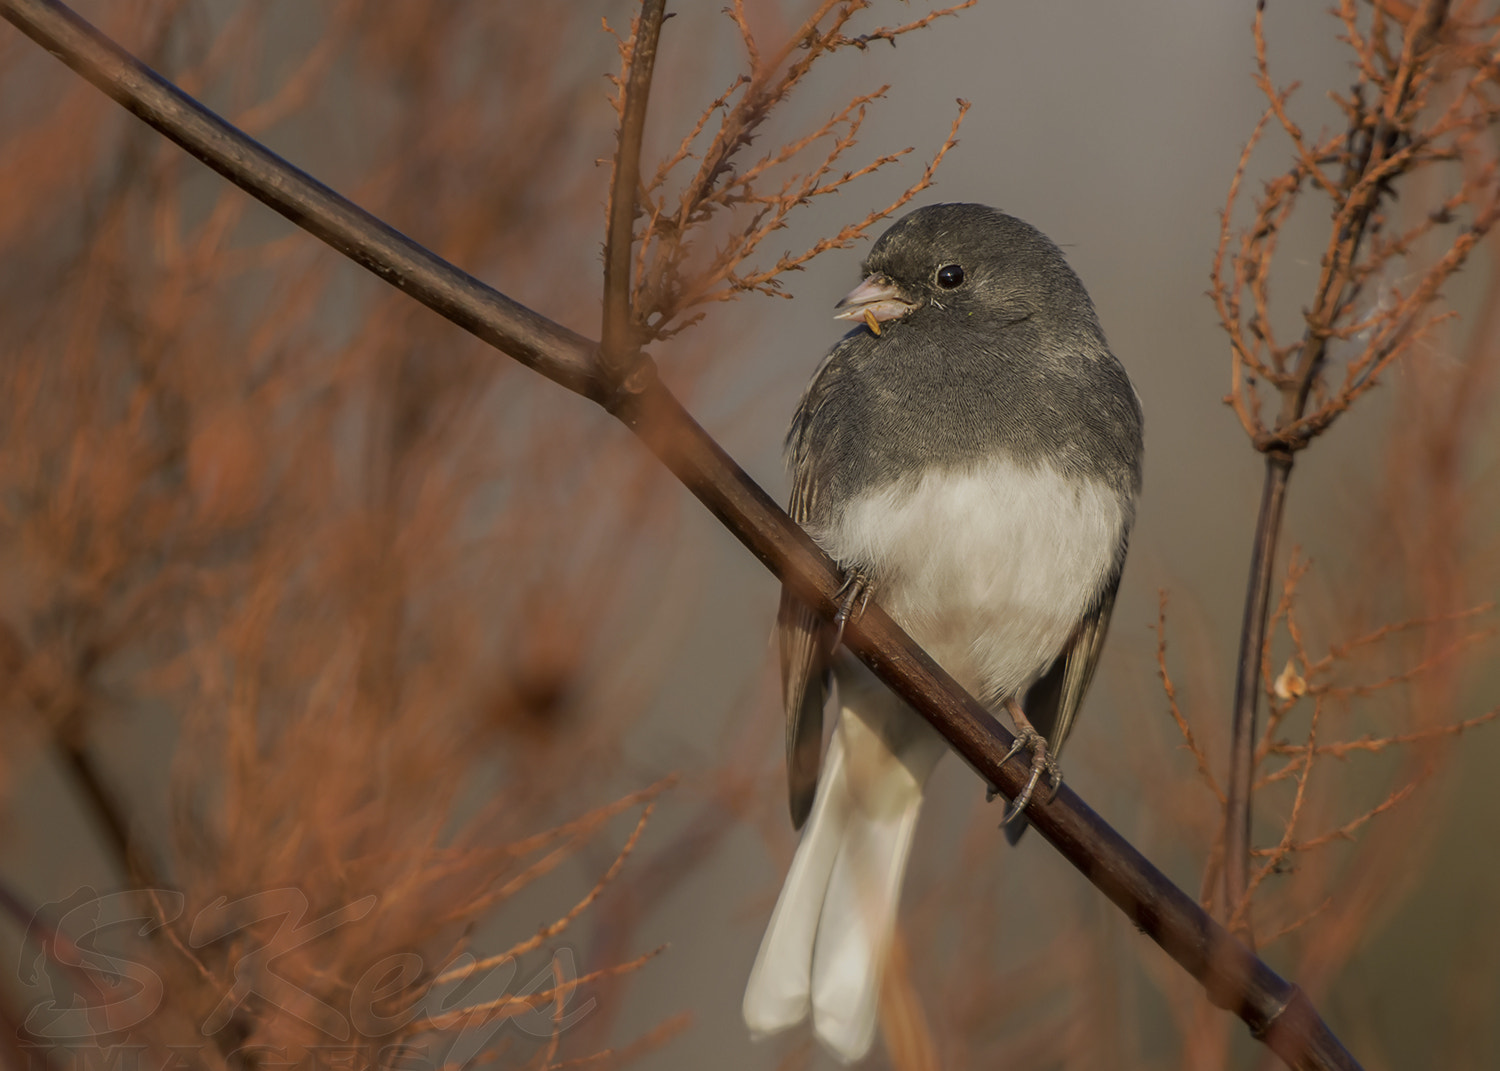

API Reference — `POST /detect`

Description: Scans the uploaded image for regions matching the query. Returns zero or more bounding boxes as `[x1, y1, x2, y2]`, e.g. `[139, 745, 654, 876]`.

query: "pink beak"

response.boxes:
[832, 274, 919, 331]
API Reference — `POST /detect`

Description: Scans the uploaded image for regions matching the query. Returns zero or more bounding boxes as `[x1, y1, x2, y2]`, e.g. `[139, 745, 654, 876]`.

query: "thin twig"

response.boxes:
[600, 0, 667, 378]
[440, 800, 659, 981]
[59, 730, 163, 883]
[411, 946, 666, 1033]
[1224, 452, 1293, 940]
[1155, 592, 1225, 804]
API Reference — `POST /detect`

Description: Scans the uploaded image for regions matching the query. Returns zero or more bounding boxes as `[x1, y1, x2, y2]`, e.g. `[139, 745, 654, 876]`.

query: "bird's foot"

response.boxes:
[997, 697, 1063, 827]
[830, 569, 872, 650]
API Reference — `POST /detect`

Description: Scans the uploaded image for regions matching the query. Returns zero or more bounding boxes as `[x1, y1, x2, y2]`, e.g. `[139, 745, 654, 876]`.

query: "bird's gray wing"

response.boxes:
[778, 465, 835, 830]
[1026, 567, 1121, 757]
[1004, 557, 1123, 845]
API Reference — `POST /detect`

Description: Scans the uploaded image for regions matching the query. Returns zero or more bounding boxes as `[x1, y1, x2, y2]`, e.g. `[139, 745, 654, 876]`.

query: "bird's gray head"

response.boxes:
[834, 203, 1104, 348]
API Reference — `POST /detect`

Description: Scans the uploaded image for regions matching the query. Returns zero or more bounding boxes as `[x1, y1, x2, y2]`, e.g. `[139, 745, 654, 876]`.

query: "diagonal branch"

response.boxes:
[0, 1, 604, 402]
[0, 2, 1362, 1068]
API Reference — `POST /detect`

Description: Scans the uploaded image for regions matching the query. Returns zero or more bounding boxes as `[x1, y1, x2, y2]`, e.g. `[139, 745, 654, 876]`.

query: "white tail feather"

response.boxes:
[745, 667, 945, 1063]
[743, 730, 850, 1037]
[810, 767, 923, 1062]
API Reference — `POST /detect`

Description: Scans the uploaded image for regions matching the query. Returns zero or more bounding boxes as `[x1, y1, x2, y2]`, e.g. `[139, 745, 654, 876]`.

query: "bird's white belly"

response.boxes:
[810, 457, 1127, 705]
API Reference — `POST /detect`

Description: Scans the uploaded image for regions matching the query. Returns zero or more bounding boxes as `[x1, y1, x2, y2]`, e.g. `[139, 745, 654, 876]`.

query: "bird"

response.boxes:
[742, 203, 1143, 1062]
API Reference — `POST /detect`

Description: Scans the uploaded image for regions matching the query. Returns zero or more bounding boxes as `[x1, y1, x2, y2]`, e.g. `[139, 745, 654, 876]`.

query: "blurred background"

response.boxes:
[0, 2, 1496, 1069]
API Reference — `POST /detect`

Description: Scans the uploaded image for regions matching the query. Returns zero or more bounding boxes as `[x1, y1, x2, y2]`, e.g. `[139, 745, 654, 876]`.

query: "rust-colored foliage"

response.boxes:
[607, 0, 973, 344]
[1203, 0, 1500, 935]
[0, 4, 695, 1069]
[0, 2, 982, 1069]
[1213, 0, 1500, 450]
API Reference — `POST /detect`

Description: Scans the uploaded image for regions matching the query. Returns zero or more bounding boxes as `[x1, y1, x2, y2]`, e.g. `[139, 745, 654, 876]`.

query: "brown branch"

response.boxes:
[0, 3, 1364, 1068]
[441, 798, 661, 981]
[438, 775, 678, 922]
[1224, 451, 1293, 940]
[1266, 705, 1500, 763]
[1255, 552, 1315, 768]
[1262, 780, 1420, 855]
[410, 946, 667, 1034]
[545, 1011, 692, 1070]
[1310, 602, 1493, 672]
[600, 0, 667, 376]
[56, 734, 166, 890]
[1212, 102, 1275, 439]
[828, 0, 977, 49]
[1232, 690, 1329, 934]
[1252, 20, 1340, 202]
[449, 775, 676, 872]
[1313, 626, 1496, 699]
[1262, 896, 1336, 945]
[0, 1, 605, 399]
[739, 98, 971, 288]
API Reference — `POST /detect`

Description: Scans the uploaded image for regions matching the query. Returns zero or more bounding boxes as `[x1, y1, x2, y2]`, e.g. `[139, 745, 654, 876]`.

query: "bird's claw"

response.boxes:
[830, 570, 872, 650]
[997, 723, 1063, 828]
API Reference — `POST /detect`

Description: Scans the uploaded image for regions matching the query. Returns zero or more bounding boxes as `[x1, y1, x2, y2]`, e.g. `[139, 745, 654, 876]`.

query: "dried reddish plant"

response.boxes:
[1151, 543, 1498, 1066]
[0, 4, 711, 1068]
[605, 0, 973, 345]
[1158, 571, 1497, 924]
[1203, 0, 1500, 948]
[1212, 0, 1500, 450]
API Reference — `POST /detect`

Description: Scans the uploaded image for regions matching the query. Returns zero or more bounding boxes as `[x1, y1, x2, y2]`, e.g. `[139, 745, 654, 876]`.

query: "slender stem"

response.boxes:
[1225, 1, 1450, 927]
[57, 735, 164, 891]
[0, 3, 1363, 1066]
[1224, 452, 1293, 938]
[600, 0, 667, 375]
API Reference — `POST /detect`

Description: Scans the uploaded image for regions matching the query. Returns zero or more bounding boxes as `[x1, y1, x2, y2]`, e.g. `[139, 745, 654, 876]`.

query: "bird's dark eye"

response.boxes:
[936, 264, 965, 289]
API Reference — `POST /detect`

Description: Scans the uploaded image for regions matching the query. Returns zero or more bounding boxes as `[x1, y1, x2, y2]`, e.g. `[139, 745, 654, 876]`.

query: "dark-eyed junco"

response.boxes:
[742, 203, 1143, 1062]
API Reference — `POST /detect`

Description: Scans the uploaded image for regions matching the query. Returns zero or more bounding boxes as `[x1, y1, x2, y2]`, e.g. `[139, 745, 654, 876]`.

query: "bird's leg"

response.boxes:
[997, 696, 1063, 826]
[829, 569, 872, 651]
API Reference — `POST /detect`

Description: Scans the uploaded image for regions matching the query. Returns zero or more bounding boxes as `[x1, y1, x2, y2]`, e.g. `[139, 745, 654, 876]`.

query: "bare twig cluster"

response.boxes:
[1210, 0, 1500, 936]
[604, 0, 973, 345]
[1159, 571, 1498, 935]
[1213, 0, 1500, 451]
[0, 5, 713, 1069]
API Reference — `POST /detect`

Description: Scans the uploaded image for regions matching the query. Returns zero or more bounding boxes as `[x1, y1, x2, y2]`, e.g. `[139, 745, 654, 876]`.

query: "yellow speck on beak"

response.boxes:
[863, 308, 881, 336]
